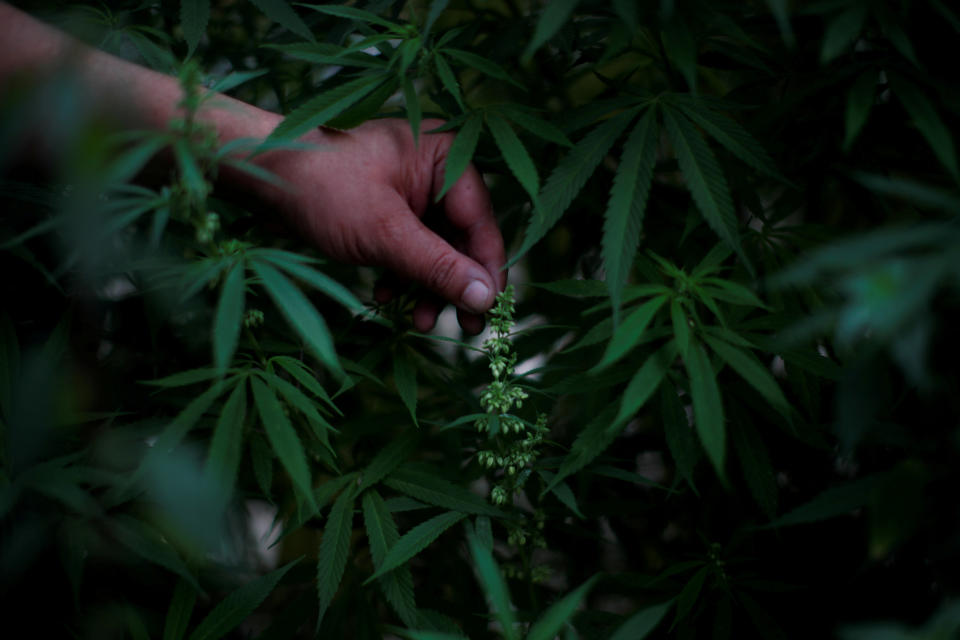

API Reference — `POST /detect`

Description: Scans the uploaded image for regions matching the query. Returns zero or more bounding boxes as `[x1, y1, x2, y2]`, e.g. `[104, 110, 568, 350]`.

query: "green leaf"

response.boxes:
[301, 4, 404, 32]
[530, 279, 607, 297]
[188, 559, 298, 640]
[207, 69, 268, 94]
[403, 76, 422, 146]
[111, 516, 199, 590]
[394, 347, 418, 427]
[662, 384, 700, 491]
[270, 356, 340, 414]
[526, 575, 599, 640]
[698, 277, 766, 308]
[423, 0, 449, 37]
[163, 578, 197, 640]
[608, 600, 673, 640]
[703, 335, 791, 420]
[670, 299, 691, 360]
[594, 295, 668, 371]
[761, 474, 885, 529]
[443, 49, 524, 90]
[143, 368, 223, 388]
[843, 71, 877, 152]
[486, 114, 540, 206]
[181, 0, 210, 56]
[259, 371, 334, 436]
[250, 377, 316, 510]
[671, 97, 782, 180]
[602, 108, 658, 322]
[889, 73, 960, 181]
[362, 489, 418, 627]
[206, 379, 247, 507]
[661, 12, 697, 91]
[364, 511, 466, 584]
[247, 0, 314, 41]
[765, 0, 794, 46]
[614, 340, 677, 426]
[684, 341, 725, 477]
[153, 380, 232, 455]
[214, 261, 245, 374]
[326, 74, 399, 129]
[436, 113, 483, 201]
[523, 0, 580, 60]
[540, 404, 618, 497]
[173, 139, 207, 198]
[358, 435, 418, 492]
[674, 566, 709, 627]
[511, 108, 639, 266]
[384, 466, 504, 517]
[253, 253, 363, 313]
[434, 53, 464, 110]
[537, 470, 584, 519]
[250, 432, 274, 497]
[498, 105, 572, 146]
[268, 74, 386, 141]
[662, 107, 744, 264]
[732, 419, 778, 518]
[466, 530, 518, 640]
[251, 260, 343, 378]
[317, 487, 356, 627]
[821, 5, 867, 63]
[261, 42, 387, 69]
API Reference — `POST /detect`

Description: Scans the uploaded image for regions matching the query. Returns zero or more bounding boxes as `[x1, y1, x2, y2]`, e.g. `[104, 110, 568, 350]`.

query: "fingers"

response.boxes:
[433, 160, 507, 293]
[375, 194, 498, 317]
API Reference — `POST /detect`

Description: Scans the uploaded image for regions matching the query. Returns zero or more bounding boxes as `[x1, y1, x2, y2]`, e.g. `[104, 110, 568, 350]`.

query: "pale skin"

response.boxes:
[0, 3, 506, 334]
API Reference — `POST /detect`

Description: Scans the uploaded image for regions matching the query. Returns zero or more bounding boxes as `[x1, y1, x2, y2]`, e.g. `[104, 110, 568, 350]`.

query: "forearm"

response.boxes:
[0, 3, 277, 155]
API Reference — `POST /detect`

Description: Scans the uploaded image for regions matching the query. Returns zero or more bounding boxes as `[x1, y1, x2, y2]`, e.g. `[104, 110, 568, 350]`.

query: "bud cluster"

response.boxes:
[474, 286, 548, 505]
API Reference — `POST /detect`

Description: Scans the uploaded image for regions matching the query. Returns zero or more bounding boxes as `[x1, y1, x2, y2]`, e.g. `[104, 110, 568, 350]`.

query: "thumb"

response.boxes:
[379, 208, 497, 314]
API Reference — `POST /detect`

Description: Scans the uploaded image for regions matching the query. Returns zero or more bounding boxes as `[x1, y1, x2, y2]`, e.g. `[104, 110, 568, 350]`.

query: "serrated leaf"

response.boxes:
[317, 487, 356, 627]
[403, 76, 422, 146]
[206, 379, 247, 508]
[614, 340, 677, 425]
[662, 107, 744, 264]
[111, 516, 199, 590]
[511, 108, 639, 266]
[603, 108, 658, 322]
[362, 490, 418, 627]
[270, 355, 340, 414]
[760, 474, 885, 529]
[384, 466, 503, 517]
[394, 347, 418, 427]
[670, 299, 691, 359]
[698, 277, 766, 308]
[208, 69, 268, 94]
[523, 0, 580, 59]
[326, 74, 399, 129]
[436, 113, 483, 201]
[674, 566, 709, 627]
[498, 105, 572, 146]
[537, 470, 584, 518]
[821, 5, 867, 63]
[487, 114, 540, 206]
[671, 97, 782, 180]
[703, 335, 791, 420]
[844, 71, 877, 152]
[889, 74, 960, 181]
[364, 511, 466, 584]
[251, 260, 343, 378]
[608, 600, 673, 640]
[540, 404, 618, 497]
[467, 530, 518, 640]
[153, 380, 231, 455]
[181, 0, 210, 56]
[189, 559, 298, 640]
[684, 341, 725, 477]
[443, 48, 524, 90]
[214, 261, 245, 374]
[526, 575, 599, 640]
[247, 0, 314, 41]
[732, 419, 778, 518]
[661, 383, 700, 490]
[173, 139, 207, 198]
[358, 435, 418, 492]
[594, 294, 668, 371]
[259, 371, 333, 435]
[163, 578, 197, 640]
[143, 368, 223, 388]
[434, 52, 464, 110]
[301, 4, 404, 32]
[262, 42, 387, 69]
[250, 377, 316, 510]
[424, 0, 449, 37]
[268, 74, 386, 141]
[250, 433, 274, 497]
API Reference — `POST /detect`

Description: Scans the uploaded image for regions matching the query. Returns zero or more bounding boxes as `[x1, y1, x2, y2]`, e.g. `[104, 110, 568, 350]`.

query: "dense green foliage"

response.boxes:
[2, 0, 960, 638]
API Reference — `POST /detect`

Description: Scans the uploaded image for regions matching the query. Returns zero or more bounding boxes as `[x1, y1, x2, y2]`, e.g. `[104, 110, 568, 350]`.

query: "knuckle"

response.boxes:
[425, 249, 460, 294]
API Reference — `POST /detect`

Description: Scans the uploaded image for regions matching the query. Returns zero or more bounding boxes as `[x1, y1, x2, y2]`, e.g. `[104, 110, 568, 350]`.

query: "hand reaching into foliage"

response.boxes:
[0, 2, 505, 334]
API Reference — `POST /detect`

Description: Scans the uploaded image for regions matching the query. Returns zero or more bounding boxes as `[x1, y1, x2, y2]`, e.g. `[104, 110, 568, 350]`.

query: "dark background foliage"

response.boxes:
[2, 1, 959, 638]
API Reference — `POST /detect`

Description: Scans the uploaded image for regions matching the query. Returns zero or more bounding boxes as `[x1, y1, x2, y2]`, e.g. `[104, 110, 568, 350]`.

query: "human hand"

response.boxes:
[247, 117, 505, 335]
